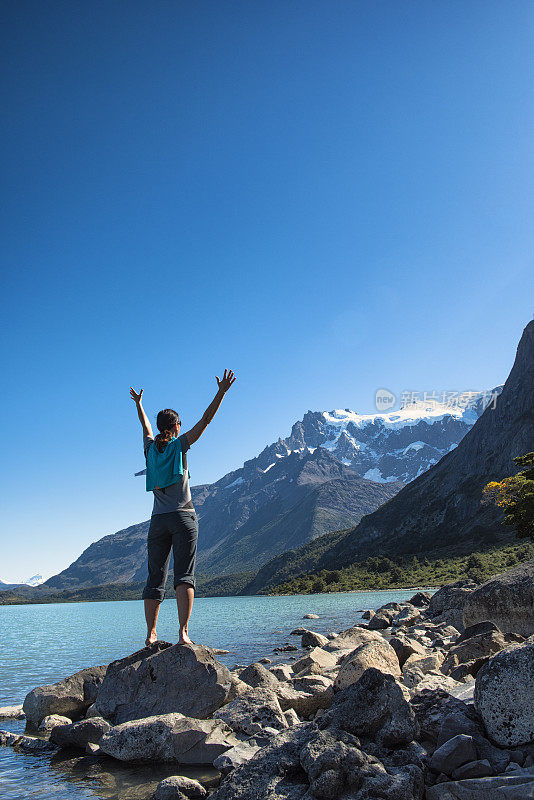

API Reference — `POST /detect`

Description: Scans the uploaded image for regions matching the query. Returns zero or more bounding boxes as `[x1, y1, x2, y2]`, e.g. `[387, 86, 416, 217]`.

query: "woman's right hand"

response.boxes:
[130, 387, 144, 404]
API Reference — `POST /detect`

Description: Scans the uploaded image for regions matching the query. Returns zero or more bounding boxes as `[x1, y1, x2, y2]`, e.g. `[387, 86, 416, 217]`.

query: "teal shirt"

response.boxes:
[145, 435, 185, 492]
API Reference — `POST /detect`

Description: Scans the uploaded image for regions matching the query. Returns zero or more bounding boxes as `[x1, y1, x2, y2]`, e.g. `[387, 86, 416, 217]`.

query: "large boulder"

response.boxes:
[214, 689, 288, 736]
[23, 665, 107, 729]
[426, 768, 534, 799]
[463, 561, 534, 637]
[208, 720, 423, 800]
[50, 717, 111, 748]
[474, 641, 534, 747]
[321, 668, 419, 747]
[94, 643, 234, 724]
[99, 713, 238, 763]
[334, 640, 401, 690]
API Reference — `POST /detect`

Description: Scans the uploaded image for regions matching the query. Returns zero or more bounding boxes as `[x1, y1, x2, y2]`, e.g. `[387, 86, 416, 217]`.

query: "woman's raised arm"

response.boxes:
[130, 387, 154, 439]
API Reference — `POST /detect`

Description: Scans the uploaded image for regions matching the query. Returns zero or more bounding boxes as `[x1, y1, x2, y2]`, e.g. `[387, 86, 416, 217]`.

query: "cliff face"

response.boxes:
[329, 320, 534, 564]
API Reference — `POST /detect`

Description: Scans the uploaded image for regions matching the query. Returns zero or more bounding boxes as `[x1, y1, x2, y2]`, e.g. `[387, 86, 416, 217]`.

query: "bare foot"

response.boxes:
[145, 631, 158, 647]
[178, 629, 194, 645]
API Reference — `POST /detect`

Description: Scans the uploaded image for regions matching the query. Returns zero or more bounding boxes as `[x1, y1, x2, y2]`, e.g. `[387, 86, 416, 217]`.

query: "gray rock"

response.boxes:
[368, 608, 395, 629]
[361, 609, 374, 619]
[321, 668, 419, 747]
[390, 635, 427, 667]
[213, 742, 260, 774]
[301, 630, 329, 648]
[50, 717, 111, 748]
[258, 657, 271, 665]
[0, 730, 57, 752]
[406, 672, 461, 696]
[441, 630, 510, 677]
[239, 662, 280, 691]
[289, 627, 308, 635]
[335, 639, 401, 690]
[23, 665, 107, 729]
[95, 643, 233, 724]
[427, 581, 477, 621]
[475, 641, 534, 746]
[276, 685, 332, 719]
[154, 775, 207, 799]
[209, 724, 313, 799]
[324, 625, 385, 653]
[431, 609, 466, 632]
[455, 621, 501, 645]
[409, 592, 432, 607]
[270, 664, 293, 682]
[0, 704, 25, 720]
[210, 720, 423, 800]
[425, 768, 534, 799]
[430, 734, 478, 775]
[38, 714, 72, 732]
[463, 561, 534, 637]
[99, 713, 238, 763]
[303, 614, 319, 619]
[214, 688, 288, 735]
[403, 652, 444, 675]
[292, 646, 337, 675]
[283, 708, 300, 727]
[451, 759, 493, 779]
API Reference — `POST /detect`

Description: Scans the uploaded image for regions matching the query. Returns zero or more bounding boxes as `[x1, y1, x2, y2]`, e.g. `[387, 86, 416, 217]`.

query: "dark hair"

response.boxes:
[155, 408, 180, 452]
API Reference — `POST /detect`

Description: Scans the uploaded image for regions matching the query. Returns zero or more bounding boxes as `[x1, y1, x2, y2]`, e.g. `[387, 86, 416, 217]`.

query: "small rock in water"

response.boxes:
[211, 649, 230, 655]
[303, 614, 319, 619]
[0, 705, 25, 720]
[258, 657, 271, 664]
[290, 628, 308, 636]
[273, 644, 298, 653]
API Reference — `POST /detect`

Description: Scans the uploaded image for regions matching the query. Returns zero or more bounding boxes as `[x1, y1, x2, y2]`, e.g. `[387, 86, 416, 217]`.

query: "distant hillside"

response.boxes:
[244, 321, 534, 594]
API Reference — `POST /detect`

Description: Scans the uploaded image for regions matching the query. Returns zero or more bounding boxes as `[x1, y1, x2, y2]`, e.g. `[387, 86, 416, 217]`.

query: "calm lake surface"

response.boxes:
[0, 590, 420, 800]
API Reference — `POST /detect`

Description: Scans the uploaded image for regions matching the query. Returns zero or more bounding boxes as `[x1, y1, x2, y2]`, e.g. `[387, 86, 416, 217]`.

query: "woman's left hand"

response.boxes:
[216, 369, 236, 393]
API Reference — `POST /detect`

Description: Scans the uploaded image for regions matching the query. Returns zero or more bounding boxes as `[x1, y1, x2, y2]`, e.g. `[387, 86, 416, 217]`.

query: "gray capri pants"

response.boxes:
[142, 510, 198, 601]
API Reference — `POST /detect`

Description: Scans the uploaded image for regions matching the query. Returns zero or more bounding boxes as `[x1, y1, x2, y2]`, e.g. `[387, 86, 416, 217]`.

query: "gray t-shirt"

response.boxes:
[143, 433, 195, 516]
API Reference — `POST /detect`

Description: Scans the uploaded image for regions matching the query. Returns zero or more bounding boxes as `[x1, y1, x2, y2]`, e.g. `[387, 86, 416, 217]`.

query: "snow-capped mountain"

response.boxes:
[22, 574, 45, 587]
[0, 574, 44, 589]
[249, 389, 503, 484]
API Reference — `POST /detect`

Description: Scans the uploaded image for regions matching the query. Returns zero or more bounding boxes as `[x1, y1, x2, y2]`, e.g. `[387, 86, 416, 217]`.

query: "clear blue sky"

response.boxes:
[1, 1, 533, 582]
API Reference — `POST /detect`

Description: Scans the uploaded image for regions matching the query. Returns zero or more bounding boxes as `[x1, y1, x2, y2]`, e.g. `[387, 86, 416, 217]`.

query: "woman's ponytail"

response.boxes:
[154, 408, 180, 453]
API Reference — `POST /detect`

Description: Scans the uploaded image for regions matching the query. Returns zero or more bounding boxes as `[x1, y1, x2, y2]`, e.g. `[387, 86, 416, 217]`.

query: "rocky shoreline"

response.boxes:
[1, 560, 534, 800]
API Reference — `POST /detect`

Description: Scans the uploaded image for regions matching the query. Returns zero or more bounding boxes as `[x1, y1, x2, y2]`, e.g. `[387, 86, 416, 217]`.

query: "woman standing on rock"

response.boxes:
[130, 370, 236, 647]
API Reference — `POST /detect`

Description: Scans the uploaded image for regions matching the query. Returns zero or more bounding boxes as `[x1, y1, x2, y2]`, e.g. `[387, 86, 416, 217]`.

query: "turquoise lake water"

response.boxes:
[0, 590, 419, 800]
